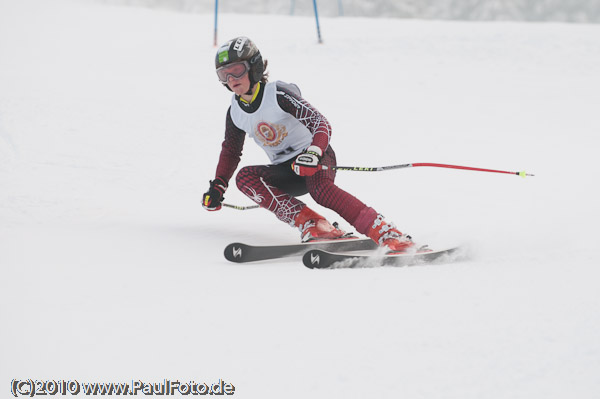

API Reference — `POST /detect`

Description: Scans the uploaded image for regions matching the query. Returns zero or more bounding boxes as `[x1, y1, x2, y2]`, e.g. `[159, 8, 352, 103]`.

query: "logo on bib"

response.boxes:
[255, 122, 288, 147]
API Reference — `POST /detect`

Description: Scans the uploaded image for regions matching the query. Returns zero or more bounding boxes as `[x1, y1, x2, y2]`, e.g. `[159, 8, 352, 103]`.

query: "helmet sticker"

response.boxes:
[218, 50, 228, 63]
[233, 37, 248, 56]
[217, 43, 231, 63]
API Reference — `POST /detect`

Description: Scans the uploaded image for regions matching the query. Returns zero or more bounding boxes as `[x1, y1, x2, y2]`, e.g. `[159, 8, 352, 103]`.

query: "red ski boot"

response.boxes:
[366, 214, 415, 253]
[294, 207, 349, 242]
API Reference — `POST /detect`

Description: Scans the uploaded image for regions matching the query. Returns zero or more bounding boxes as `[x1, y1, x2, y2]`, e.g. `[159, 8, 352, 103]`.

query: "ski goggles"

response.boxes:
[216, 61, 250, 83]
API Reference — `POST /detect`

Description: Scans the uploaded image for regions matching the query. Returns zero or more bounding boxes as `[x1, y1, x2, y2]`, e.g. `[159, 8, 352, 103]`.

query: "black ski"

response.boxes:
[224, 237, 377, 263]
[303, 247, 463, 269]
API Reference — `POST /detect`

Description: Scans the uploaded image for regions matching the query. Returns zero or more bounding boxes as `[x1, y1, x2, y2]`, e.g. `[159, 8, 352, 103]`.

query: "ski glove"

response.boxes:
[203, 177, 227, 211]
[292, 145, 323, 177]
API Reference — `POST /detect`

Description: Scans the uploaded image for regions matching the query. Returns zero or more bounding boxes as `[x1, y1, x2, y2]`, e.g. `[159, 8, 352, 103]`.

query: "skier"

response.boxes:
[203, 36, 414, 252]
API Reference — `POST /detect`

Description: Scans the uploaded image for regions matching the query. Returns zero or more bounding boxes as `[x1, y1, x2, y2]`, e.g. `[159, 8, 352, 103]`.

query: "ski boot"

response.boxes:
[366, 213, 415, 253]
[294, 207, 349, 243]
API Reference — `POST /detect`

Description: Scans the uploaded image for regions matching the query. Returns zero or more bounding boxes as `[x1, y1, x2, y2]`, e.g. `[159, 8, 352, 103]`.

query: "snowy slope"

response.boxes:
[98, 0, 600, 23]
[1, 0, 600, 398]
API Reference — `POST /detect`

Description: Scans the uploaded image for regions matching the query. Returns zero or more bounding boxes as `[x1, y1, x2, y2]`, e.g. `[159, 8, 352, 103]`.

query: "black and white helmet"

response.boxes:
[215, 36, 264, 90]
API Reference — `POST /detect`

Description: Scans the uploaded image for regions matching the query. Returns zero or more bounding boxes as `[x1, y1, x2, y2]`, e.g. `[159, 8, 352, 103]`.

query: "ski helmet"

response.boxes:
[215, 36, 264, 91]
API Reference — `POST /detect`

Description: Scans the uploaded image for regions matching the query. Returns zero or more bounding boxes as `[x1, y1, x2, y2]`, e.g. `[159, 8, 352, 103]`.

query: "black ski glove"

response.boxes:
[203, 177, 227, 211]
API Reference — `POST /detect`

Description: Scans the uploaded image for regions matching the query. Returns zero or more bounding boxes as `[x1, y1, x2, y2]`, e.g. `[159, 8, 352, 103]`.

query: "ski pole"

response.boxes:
[222, 163, 531, 211]
[222, 203, 260, 210]
[321, 163, 534, 177]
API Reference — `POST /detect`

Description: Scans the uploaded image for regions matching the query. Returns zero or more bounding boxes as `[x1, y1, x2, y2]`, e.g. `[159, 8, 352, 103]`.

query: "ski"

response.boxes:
[303, 247, 463, 269]
[224, 237, 377, 263]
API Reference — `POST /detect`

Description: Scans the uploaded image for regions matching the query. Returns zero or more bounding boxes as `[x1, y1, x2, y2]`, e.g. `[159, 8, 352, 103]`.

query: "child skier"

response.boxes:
[203, 36, 414, 252]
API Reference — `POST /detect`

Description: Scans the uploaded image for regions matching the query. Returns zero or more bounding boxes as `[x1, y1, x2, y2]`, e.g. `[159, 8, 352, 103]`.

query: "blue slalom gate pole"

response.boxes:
[213, 0, 219, 46]
[312, 0, 323, 43]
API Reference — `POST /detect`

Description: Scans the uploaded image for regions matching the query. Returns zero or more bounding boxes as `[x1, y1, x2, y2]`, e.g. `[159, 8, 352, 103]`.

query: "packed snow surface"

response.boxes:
[1, 0, 599, 397]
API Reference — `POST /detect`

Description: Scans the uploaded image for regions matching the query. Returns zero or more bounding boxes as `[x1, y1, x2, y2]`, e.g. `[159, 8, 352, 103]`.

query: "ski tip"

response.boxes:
[303, 250, 317, 269]
[223, 243, 247, 263]
[302, 250, 327, 269]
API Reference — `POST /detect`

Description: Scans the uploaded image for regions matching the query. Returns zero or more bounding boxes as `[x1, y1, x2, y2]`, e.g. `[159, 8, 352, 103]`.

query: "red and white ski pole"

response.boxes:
[222, 162, 533, 210]
[321, 163, 534, 177]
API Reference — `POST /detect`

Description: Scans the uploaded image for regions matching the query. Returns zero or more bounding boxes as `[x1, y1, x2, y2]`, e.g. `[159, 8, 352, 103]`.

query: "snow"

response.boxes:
[1, 0, 600, 397]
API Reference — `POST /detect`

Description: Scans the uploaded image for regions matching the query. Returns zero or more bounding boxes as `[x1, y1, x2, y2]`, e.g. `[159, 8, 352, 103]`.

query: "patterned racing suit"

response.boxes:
[213, 80, 376, 235]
